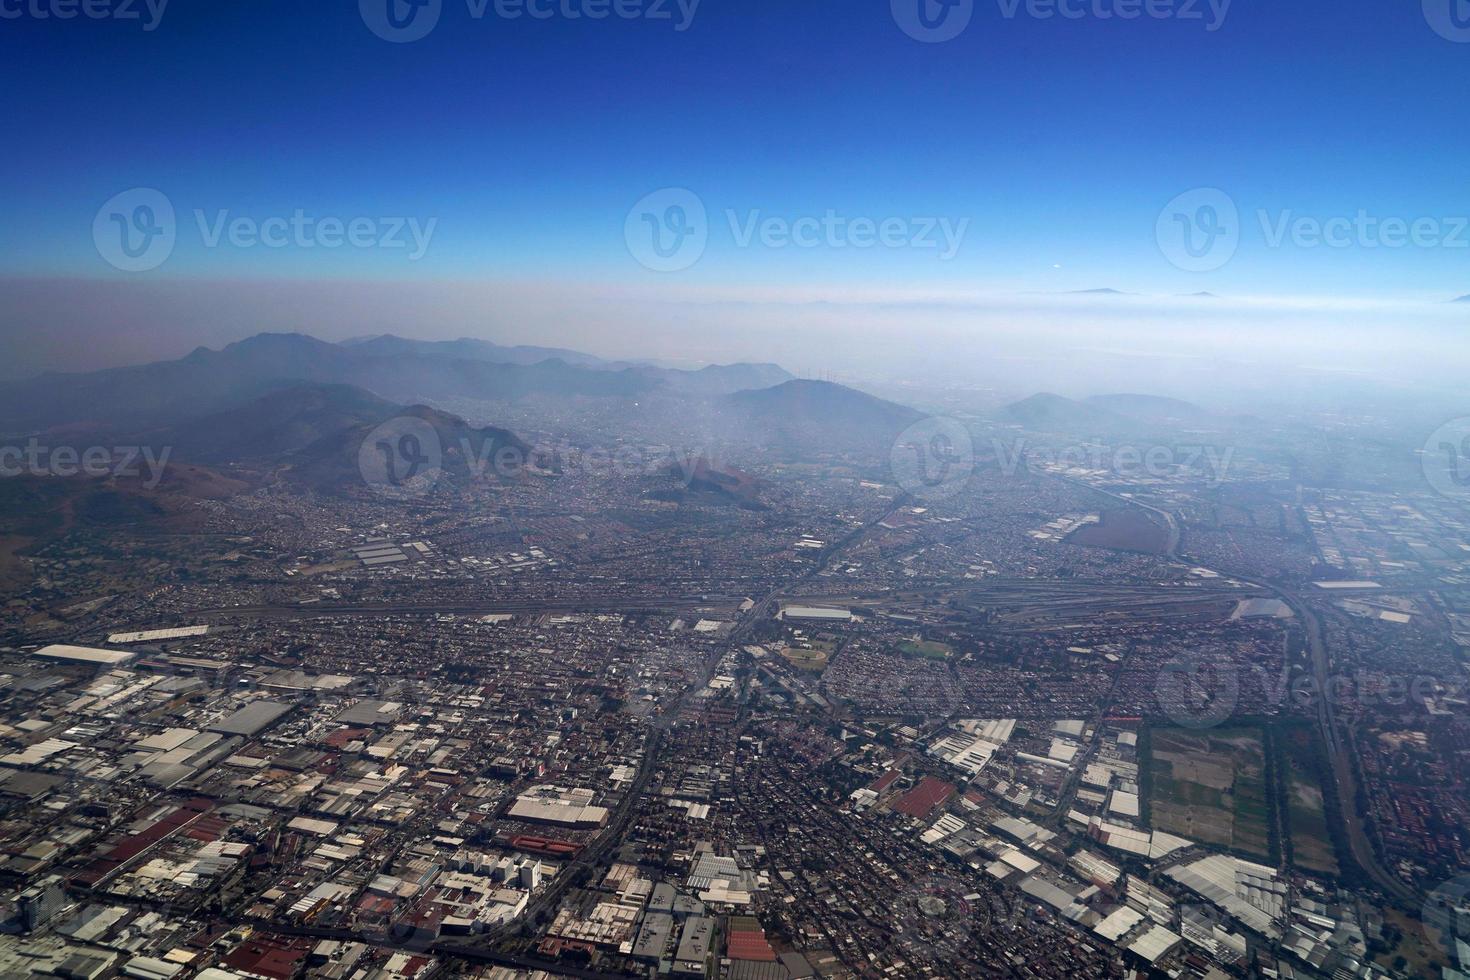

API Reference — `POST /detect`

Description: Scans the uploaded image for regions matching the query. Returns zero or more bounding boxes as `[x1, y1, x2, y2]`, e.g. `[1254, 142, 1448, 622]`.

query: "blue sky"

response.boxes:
[0, 0, 1467, 378]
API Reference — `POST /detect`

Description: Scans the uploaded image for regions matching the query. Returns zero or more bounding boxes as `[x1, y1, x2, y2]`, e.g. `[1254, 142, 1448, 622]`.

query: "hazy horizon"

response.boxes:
[5, 0, 1469, 408]
[4, 275, 1466, 419]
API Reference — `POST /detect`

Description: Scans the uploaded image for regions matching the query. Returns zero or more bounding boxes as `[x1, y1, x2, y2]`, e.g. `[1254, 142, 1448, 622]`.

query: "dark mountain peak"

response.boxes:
[1004, 391, 1221, 433]
[287, 401, 530, 496]
[394, 401, 475, 430]
[1004, 391, 1076, 411]
[343, 334, 608, 369]
[730, 378, 889, 408]
[221, 332, 336, 354]
[657, 456, 767, 509]
[1001, 392, 1134, 431]
[205, 333, 347, 374]
[763, 379, 843, 394]
[724, 380, 924, 454]
[695, 361, 790, 378]
[151, 382, 402, 463]
[1086, 393, 1208, 419]
[636, 361, 794, 395]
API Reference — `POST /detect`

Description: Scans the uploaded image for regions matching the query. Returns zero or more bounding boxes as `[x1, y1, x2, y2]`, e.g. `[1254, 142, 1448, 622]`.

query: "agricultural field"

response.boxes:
[898, 638, 954, 660]
[780, 646, 830, 671]
[1279, 725, 1340, 876]
[1147, 727, 1274, 862]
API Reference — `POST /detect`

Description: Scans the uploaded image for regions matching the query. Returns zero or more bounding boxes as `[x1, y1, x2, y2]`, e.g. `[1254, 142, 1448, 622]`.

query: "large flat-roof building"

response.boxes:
[31, 645, 137, 667]
[105, 626, 209, 644]
[507, 785, 609, 829]
[779, 606, 852, 622]
[208, 701, 293, 737]
[672, 915, 715, 978]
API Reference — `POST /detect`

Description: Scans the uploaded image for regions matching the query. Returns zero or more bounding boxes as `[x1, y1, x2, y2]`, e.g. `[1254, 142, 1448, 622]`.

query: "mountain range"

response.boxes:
[131, 382, 529, 493]
[0, 333, 793, 438]
[339, 334, 792, 393]
[1000, 392, 1217, 432]
[0, 333, 932, 495]
[340, 334, 611, 368]
[1, 330, 1249, 498]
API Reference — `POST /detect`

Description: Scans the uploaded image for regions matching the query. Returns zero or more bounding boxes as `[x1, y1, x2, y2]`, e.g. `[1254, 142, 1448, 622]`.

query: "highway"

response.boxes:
[1272, 586, 1415, 905]
[1070, 472, 1416, 906]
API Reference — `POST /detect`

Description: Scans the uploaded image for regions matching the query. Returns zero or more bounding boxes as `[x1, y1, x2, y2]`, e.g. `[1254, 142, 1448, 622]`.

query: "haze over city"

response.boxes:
[0, 2, 1468, 980]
